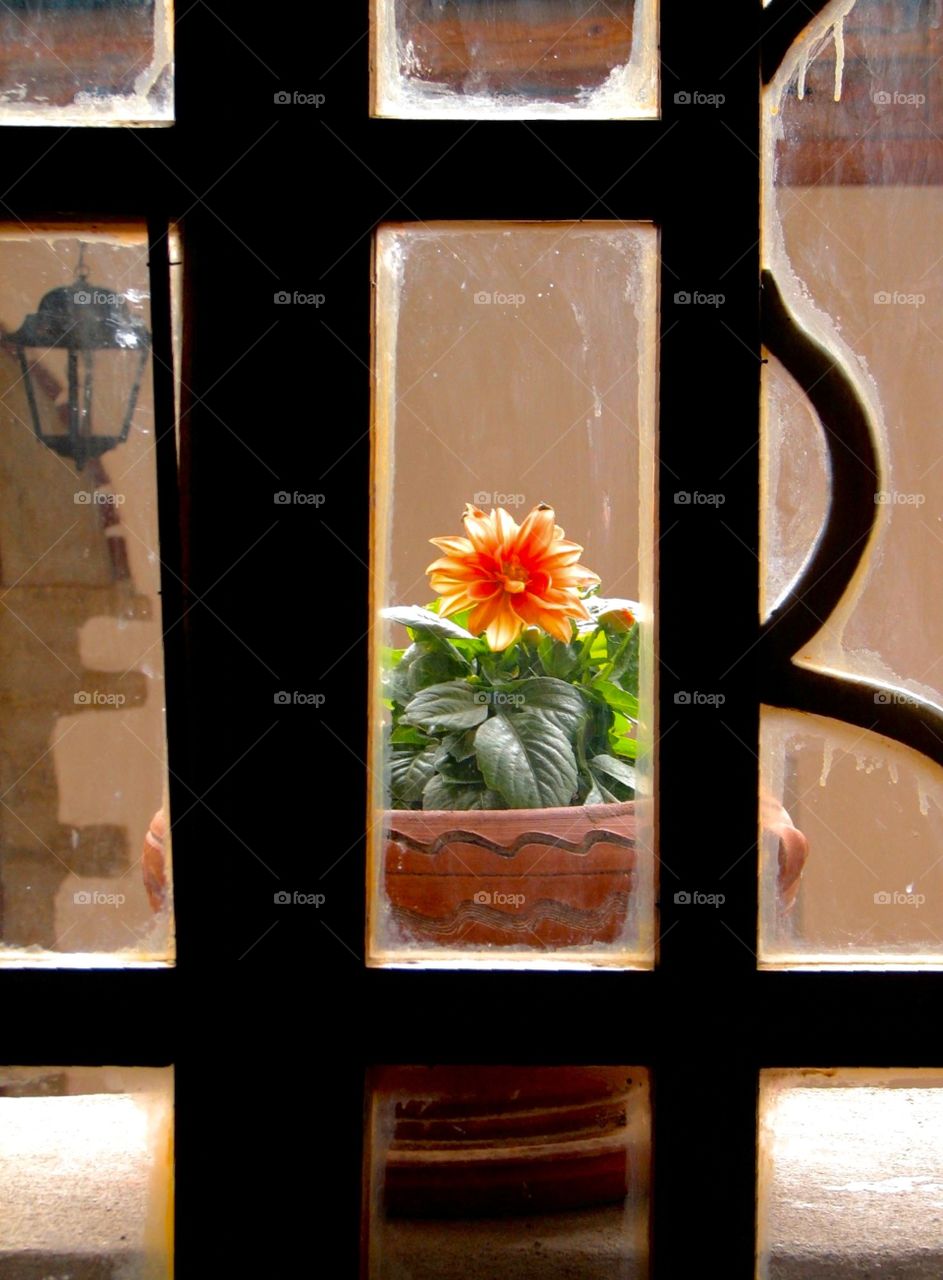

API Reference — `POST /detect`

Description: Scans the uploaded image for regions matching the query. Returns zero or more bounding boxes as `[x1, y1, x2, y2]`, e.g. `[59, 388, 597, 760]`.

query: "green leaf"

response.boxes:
[382, 605, 476, 641]
[580, 628, 610, 666]
[584, 777, 620, 805]
[589, 754, 637, 792]
[389, 746, 440, 804]
[432, 748, 485, 784]
[407, 648, 466, 693]
[503, 677, 590, 737]
[401, 680, 491, 732]
[592, 679, 639, 720]
[537, 636, 581, 679]
[474, 711, 579, 809]
[423, 774, 505, 811]
[439, 729, 478, 761]
[615, 623, 640, 692]
[608, 734, 638, 761]
[389, 725, 430, 747]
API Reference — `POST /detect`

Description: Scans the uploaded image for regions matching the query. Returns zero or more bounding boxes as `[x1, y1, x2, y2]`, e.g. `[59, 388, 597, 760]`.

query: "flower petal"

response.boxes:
[515, 503, 557, 558]
[429, 535, 475, 556]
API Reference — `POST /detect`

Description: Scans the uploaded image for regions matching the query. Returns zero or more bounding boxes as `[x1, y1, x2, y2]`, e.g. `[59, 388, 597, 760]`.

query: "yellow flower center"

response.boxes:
[498, 557, 529, 594]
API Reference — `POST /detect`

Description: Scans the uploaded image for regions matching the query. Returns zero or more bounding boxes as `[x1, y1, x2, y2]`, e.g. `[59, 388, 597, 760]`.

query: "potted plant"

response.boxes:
[379, 501, 644, 951]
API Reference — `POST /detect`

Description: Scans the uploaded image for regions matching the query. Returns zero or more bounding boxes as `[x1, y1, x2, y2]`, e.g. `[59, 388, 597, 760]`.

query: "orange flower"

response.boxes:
[426, 502, 600, 650]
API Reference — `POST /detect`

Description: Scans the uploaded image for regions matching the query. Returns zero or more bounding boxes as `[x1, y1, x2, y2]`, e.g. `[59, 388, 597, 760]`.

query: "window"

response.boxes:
[0, 222, 175, 966]
[0, 0, 173, 126]
[371, 0, 659, 119]
[369, 220, 657, 968]
[5, 4, 939, 1277]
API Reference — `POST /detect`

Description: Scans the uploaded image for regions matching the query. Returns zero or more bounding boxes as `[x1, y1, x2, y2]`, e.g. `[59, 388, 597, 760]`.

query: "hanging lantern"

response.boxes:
[4, 256, 151, 472]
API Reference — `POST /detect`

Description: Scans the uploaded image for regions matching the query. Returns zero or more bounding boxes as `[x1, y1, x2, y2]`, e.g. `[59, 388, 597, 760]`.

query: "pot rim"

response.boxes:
[385, 799, 635, 824]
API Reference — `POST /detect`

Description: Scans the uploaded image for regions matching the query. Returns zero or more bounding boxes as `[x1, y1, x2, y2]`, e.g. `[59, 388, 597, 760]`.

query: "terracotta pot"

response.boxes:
[384, 801, 637, 949]
[142, 807, 167, 914]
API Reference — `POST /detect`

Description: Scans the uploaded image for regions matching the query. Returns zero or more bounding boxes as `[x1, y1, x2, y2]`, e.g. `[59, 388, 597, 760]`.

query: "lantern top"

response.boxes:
[7, 281, 150, 352]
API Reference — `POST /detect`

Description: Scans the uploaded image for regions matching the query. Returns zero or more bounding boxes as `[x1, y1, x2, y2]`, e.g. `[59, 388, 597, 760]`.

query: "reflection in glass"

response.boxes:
[368, 222, 658, 968]
[373, 0, 658, 119]
[0, 0, 173, 125]
[365, 1066, 650, 1280]
[0, 1065, 173, 1279]
[759, 1069, 943, 1278]
[0, 225, 173, 965]
[761, 708, 943, 967]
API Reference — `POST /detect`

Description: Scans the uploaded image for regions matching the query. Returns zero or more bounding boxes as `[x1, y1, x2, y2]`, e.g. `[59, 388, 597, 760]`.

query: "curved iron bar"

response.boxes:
[761, 270, 880, 656]
[760, 270, 943, 766]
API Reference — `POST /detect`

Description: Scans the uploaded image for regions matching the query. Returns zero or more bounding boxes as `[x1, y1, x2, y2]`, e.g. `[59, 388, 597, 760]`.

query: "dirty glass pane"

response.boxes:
[365, 1065, 650, 1279]
[0, 1065, 173, 1279]
[765, 0, 943, 697]
[372, 0, 658, 119]
[761, 708, 943, 967]
[760, 0, 943, 962]
[760, 355, 830, 623]
[0, 224, 174, 966]
[758, 1068, 943, 1279]
[0, 0, 173, 126]
[369, 222, 658, 969]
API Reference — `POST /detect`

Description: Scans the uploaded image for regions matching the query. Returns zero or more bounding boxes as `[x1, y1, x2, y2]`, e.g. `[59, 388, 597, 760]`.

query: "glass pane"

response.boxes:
[761, 708, 943, 968]
[372, 0, 658, 119]
[761, 0, 943, 963]
[365, 1065, 650, 1279]
[0, 224, 174, 966]
[369, 221, 658, 969]
[0, 1065, 173, 1278]
[760, 355, 830, 623]
[0, 0, 173, 126]
[759, 1068, 943, 1279]
[765, 0, 943, 696]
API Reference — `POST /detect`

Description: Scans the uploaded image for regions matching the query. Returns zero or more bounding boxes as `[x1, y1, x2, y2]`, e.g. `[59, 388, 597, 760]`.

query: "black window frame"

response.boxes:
[3, 2, 940, 1276]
